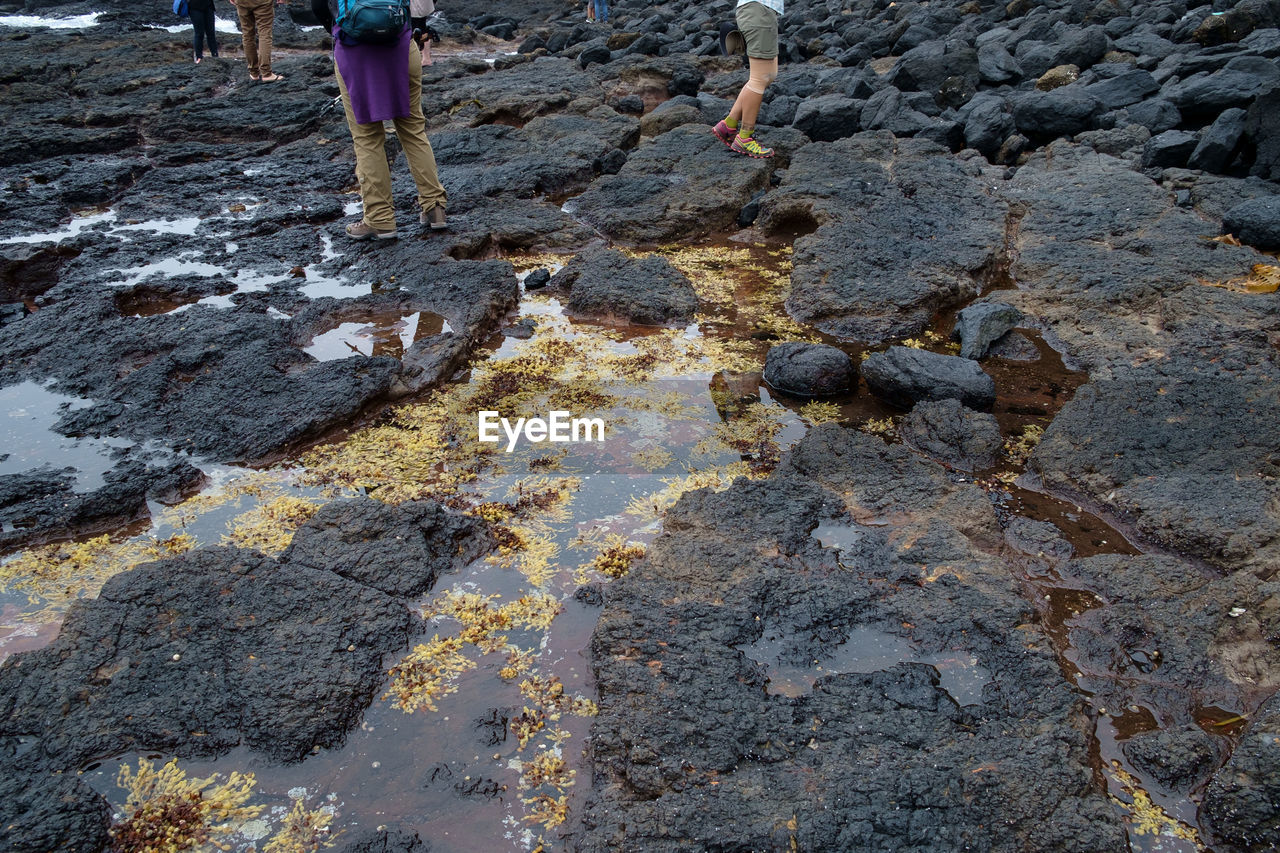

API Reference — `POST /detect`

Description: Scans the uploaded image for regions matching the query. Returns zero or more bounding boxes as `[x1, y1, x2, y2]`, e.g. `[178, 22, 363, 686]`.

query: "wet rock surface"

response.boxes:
[1204, 691, 1280, 850]
[760, 133, 1008, 344]
[549, 245, 698, 325]
[577, 425, 1126, 852]
[862, 345, 997, 410]
[0, 498, 489, 848]
[899, 398, 1002, 471]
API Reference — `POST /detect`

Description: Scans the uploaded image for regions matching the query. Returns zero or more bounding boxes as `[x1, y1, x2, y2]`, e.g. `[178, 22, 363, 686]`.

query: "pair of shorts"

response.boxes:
[734, 1, 778, 60]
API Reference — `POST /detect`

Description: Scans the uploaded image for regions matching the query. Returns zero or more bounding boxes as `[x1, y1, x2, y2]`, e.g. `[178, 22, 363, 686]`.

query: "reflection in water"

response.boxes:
[304, 312, 451, 362]
[744, 625, 992, 707]
[0, 381, 133, 490]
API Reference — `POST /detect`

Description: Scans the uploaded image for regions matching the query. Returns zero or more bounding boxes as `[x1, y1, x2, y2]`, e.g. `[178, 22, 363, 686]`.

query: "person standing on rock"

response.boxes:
[409, 0, 433, 66]
[189, 0, 220, 64]
[229, 0, 287, 81]
[712, 0, 781, 159]
[592, 0, 608, 25]
[313, 0, 449, 239]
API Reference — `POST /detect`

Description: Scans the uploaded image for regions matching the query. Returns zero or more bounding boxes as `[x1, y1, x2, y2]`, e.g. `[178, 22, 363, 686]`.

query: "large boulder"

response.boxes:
[762, 342, 855, 397]
[1162, 57, 1280, 121]
[1245, 84, 1280, 180]
[861, 346, 997, 410]
[759, 133, 1008, 344]
[1013, 86, 1104, 139]
[568, 125, 802, 244]
[282, 497, 492, 597]
[1188, 107, 1248, 173]
[1222, 196, 1280, 250]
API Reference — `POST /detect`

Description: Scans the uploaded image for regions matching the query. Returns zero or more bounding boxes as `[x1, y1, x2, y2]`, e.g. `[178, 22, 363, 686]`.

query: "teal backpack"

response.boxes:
[337, 0, 409, 44]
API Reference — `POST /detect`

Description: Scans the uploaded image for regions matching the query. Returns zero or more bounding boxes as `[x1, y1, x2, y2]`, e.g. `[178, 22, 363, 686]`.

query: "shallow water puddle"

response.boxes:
[0, 381, 133, 490]
[746, 623, 992, 706]
[304, 312, 452, 362]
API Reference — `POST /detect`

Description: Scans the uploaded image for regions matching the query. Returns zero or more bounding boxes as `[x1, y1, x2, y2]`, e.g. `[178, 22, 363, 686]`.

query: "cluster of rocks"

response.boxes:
[509, 0, 1280, 179]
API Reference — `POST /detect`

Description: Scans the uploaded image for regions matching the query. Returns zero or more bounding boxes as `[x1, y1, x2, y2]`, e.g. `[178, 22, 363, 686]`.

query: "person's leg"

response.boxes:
[237, 1, 259, 77]
[208, 9, 219, 57]
[336, 63, 396, 230]
[394, 40, 448, 218]
[728, 56, 775, 130]
[192, 9, 203, 60]
[595, 0, 608, 23]
[254, 0, 275, 78]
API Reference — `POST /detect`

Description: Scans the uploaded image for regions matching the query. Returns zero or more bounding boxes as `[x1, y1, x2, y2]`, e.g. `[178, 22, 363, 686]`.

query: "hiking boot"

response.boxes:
[420, 203, 447, 230]
[712, 120, 736, 148]
[345, 221, 397, 241]
[730, 133, 774, 159]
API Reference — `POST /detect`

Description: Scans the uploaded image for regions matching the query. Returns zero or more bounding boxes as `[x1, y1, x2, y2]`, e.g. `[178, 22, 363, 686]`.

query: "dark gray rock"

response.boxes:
[1163, 58, 1280, 121]
[524, 268, 551, 289]
[890, 41, 980, 96]
[762, 341, 855, 397]
[334, 827, 431, 853]
[0, 545, 409, 767]
[1124, 98, 1181, 133]
[430, 111, 641, 202]
[551, 246, 698, 325]
[1081, 68, 1159, 108]
[1016, 25, 1109, 78]
[0, 457, 206, 552]
[900, 398, 1003, 470]
[986, 330, 1041, 361]
[978, 42, 1023, 84]
[282, 497, 492, 598]
[791, 94, 863, 142]
[1223, 196, 1280, 250]
[759, 133, 1008, 344]
[963, 94, 1016, 160]
[1013, 86, 1104, 138]
[1075, 123, 1151, 158]
[1122, 727, 1223, 791]
[862, 346, 997, 410]
[1029, 368, 1280, 576]
[1189, 107, 1247, 173]
[568, 125, 801, 244]
[638, 100, 703, 137]
[952, 301, 1022, 360]
[1204, 692, 1280, 850]
[1245, 84, 1280, 180]
[1142, 129, 1200, 168]
[1003, 517, 1073, 563]
[0, 762, 110, 853]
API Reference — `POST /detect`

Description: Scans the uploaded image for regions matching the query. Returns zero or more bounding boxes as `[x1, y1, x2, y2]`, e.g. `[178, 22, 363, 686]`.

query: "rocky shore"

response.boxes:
[1, 0, 1278, 849]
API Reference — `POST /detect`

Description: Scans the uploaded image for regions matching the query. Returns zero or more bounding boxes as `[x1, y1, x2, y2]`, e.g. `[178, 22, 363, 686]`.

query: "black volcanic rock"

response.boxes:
[862, 346, 997, 410]
[762, 341, 855, 397]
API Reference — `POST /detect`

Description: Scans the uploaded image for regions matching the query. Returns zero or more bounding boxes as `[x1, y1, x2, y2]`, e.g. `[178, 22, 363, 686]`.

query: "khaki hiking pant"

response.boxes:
[336, 40, 447, 230]
[236, 0, 275, 77]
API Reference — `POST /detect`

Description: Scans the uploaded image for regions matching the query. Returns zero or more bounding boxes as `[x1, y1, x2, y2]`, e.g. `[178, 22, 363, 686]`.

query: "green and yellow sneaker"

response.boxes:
[730, 133, 774, 159]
